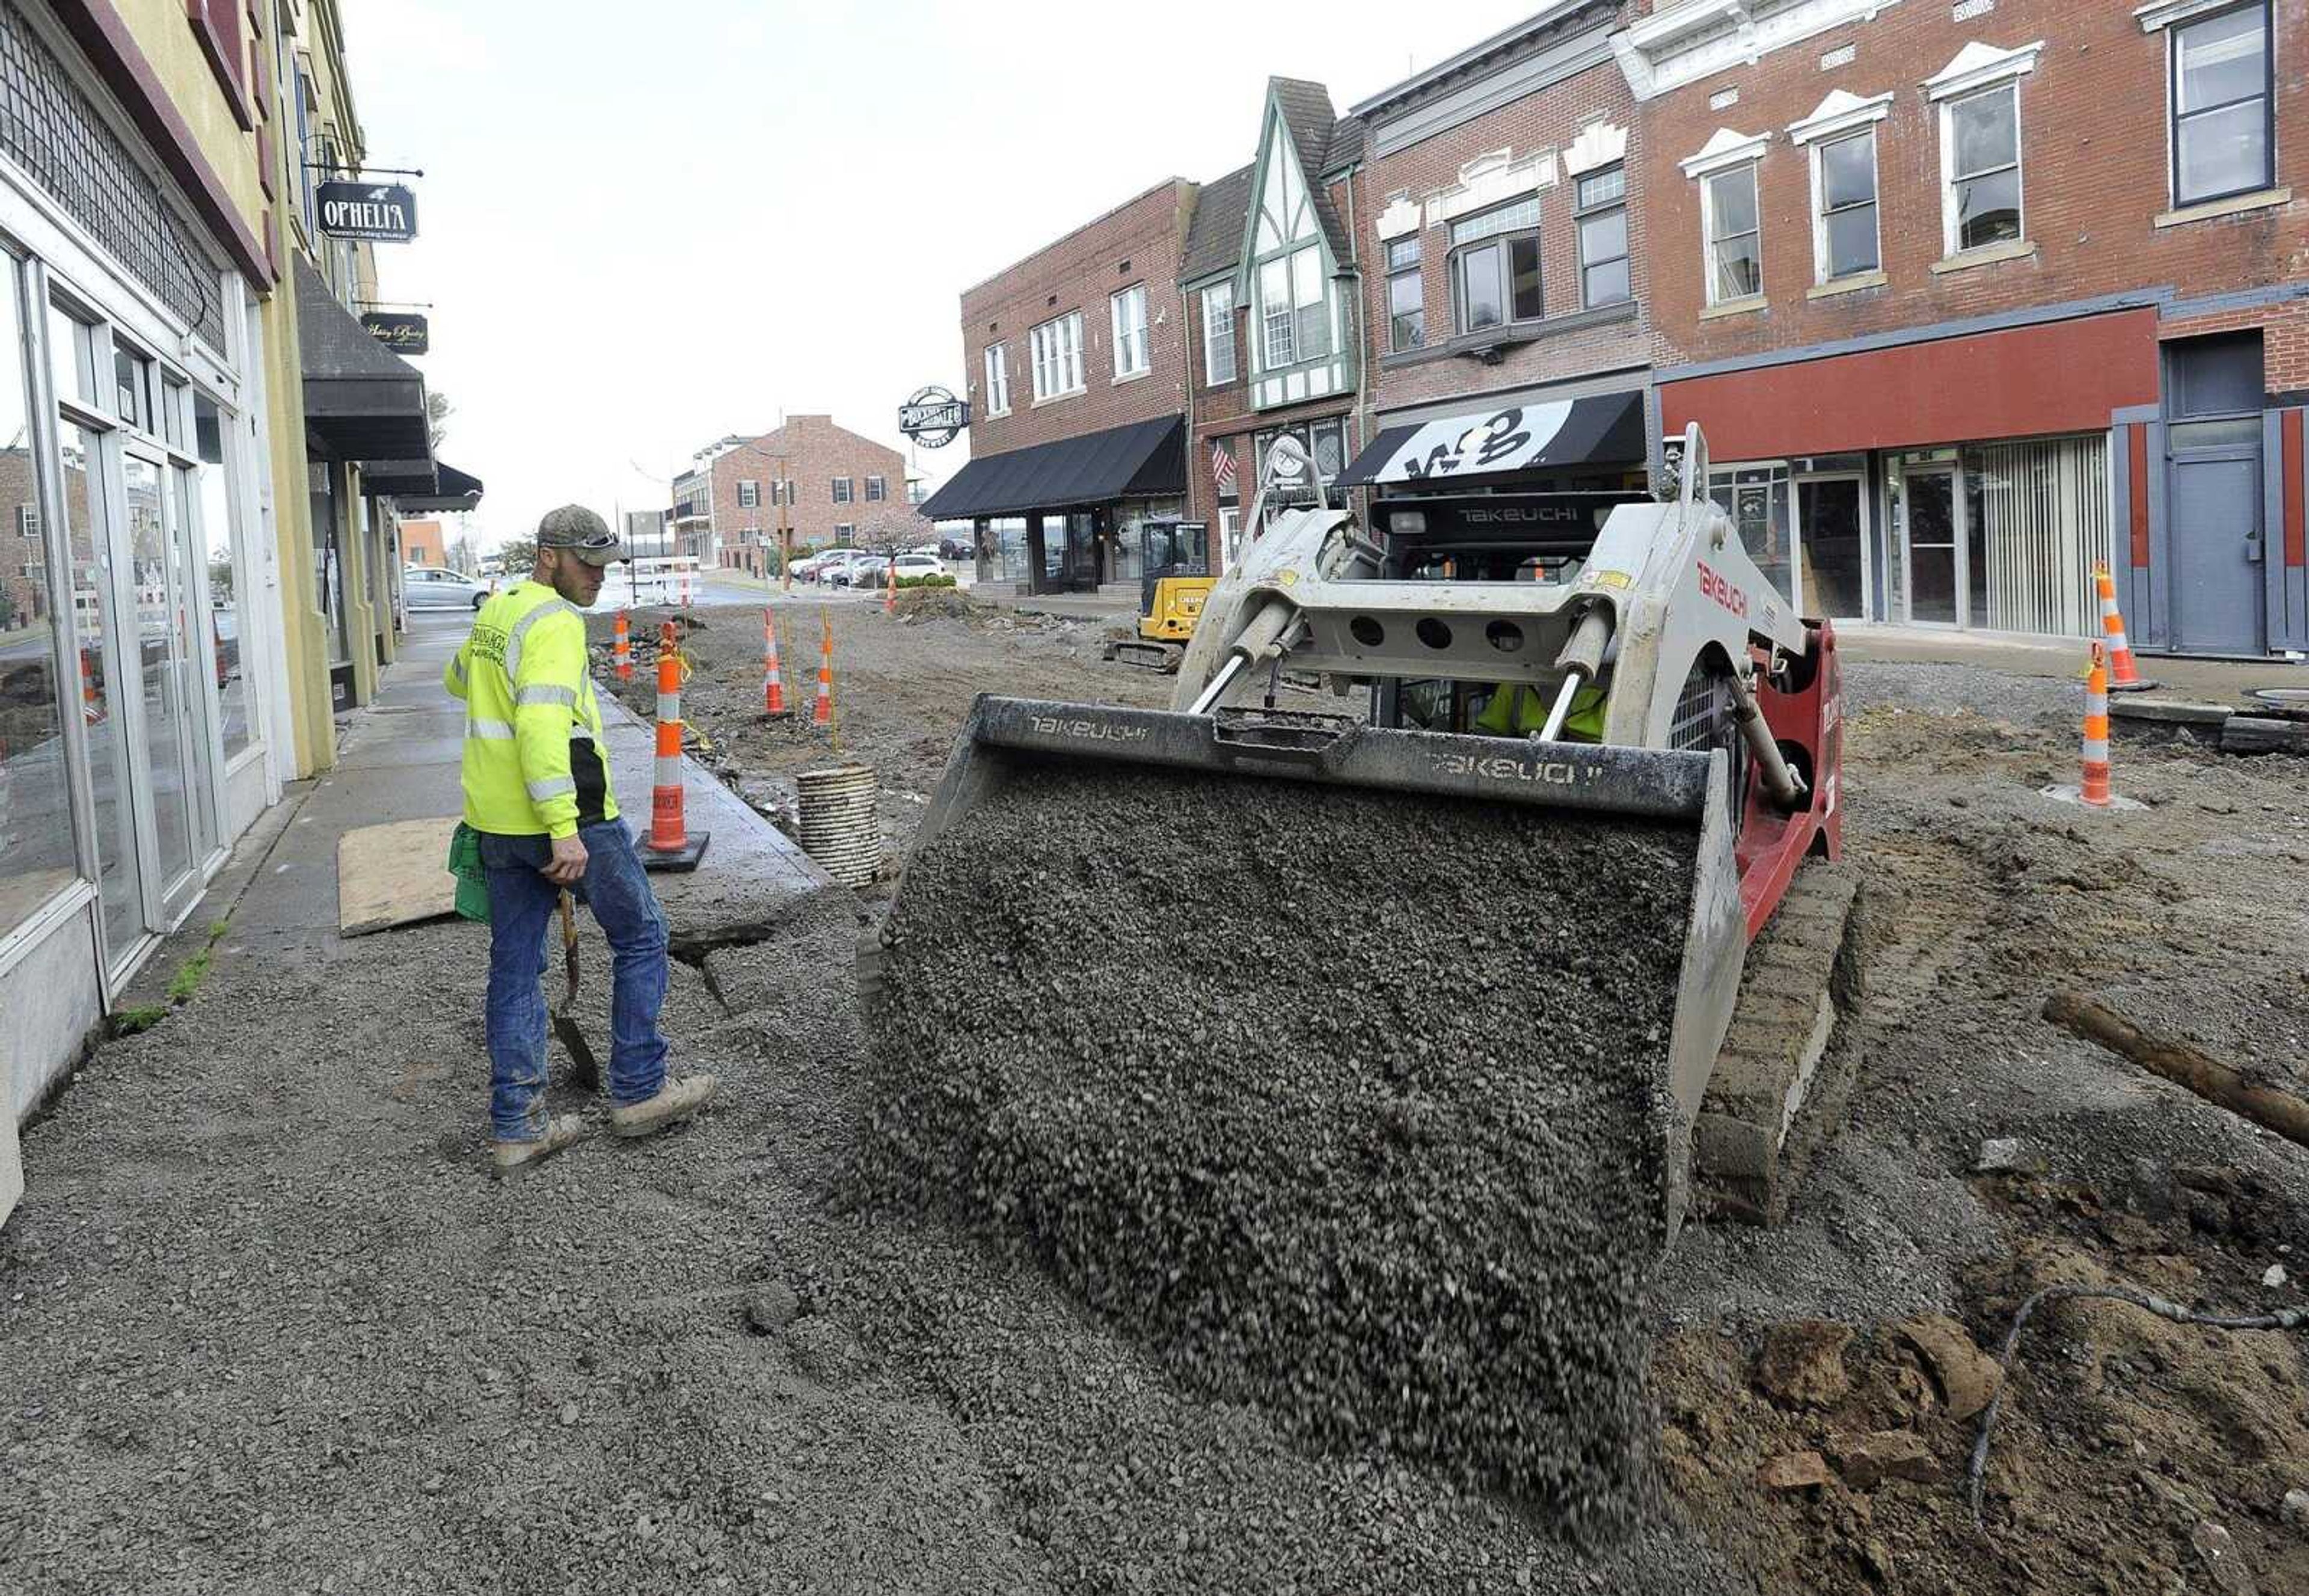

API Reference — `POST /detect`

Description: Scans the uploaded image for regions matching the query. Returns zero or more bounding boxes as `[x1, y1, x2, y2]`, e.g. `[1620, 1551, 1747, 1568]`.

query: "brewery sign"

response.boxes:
[317, 181, 419, 243]
[898, 384, 969, 448]
[360, 312, 429, 355]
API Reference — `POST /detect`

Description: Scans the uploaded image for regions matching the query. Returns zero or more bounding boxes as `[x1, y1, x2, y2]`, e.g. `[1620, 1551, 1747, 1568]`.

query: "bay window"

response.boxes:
[1450, 196, 1541, 333]
[2170, 2, 2272, 207]
[1258, 244, 1326, 368]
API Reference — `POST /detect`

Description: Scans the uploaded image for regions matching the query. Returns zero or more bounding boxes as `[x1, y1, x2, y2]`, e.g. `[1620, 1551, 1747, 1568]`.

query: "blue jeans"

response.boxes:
[479, 820, 671, 1141]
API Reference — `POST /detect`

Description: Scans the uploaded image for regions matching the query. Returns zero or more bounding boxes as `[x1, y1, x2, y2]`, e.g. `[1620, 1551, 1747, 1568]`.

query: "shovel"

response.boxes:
[554, 889, 602, 1091]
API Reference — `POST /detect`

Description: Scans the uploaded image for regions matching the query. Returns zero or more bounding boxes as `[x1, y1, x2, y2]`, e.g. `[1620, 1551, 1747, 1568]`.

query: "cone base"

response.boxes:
[2040, 784, 2145, 811]
[2106, 678, 2159, 694]
[641, 832, 711, 872]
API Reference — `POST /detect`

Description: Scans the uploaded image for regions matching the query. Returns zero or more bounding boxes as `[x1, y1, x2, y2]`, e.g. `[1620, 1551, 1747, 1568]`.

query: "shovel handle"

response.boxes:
[558, 889, 578, 952]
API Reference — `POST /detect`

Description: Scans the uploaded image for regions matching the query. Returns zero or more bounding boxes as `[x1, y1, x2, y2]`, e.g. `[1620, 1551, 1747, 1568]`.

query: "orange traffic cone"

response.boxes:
[883, 557, 897, 615]
[2079, 642, 2112, 808]
[812, 613, 833, 729]
[2092, 563, 2156, 693]
[764, 609, 787, 716]
[640, 619, 708, 871]
[613, 610, 633, 683]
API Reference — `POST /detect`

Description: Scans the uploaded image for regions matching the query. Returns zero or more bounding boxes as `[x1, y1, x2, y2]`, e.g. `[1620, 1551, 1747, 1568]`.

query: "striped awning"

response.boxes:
[1335, 390, 1645, 488]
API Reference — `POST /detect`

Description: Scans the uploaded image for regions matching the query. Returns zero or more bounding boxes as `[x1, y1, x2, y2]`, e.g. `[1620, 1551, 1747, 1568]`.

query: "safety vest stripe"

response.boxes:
[449, 653, 467, 684]
[526, 776, 576, 801]
[468, 717, 515, 740]
[515, 683, 579, 708]
[504, 598, 578, 684]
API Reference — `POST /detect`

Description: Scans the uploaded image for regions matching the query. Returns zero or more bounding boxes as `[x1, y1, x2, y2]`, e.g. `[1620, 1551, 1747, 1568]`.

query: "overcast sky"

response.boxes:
[351, 0, 1548, 550]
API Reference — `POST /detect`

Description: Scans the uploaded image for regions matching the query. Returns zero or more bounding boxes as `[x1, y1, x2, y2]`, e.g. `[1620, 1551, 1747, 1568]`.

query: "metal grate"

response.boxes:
[0, 4, 227, 351]
[1670, 658, 1746, 829]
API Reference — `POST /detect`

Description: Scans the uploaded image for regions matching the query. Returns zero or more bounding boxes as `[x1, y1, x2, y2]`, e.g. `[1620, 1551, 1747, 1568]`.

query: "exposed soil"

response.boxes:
[4, 594, 2306, 1594]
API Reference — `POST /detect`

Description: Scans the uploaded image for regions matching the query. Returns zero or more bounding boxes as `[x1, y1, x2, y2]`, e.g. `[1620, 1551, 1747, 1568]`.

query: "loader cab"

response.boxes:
[1366, 492, 1646, 733]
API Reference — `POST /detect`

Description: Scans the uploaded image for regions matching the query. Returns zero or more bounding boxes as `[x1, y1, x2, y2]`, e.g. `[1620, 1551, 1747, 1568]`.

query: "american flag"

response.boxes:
[1210, 440, 1237, 496]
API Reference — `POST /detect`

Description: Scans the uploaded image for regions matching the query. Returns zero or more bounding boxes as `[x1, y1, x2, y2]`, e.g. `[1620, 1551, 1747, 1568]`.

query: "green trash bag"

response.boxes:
[447, 821, 491, 924]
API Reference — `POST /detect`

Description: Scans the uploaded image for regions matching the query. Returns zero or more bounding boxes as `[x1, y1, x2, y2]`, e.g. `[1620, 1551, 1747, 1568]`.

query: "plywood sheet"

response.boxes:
[338, 815, 462, 938]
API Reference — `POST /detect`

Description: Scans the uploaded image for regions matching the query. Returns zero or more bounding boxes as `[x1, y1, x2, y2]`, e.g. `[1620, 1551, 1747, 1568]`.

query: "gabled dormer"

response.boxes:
[1238, 79, 1356, 412]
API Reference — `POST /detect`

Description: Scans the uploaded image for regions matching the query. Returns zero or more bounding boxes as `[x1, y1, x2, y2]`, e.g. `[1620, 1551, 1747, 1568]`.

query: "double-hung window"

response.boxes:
[1702, 165, 1762, 304]
[866, 476, 886, 502]
[1385, 236, 1423, 351]
[1815, 130, 1880, 279]
[1574, 167, 1630, 307]
[1110, 284, 1149, 380]
[1450, 197, 1541, 334]
[983, 343, 1010, 416]
[1200, 282, 1236, 384]
[738, 479, 759, 509]
[2169, 3, 2272, 207]
[1030, 312, 1084, 401]
[1257, 245, 1327, 368]
[832, 477, 853, 504]
[1946, 85, 2022, 253]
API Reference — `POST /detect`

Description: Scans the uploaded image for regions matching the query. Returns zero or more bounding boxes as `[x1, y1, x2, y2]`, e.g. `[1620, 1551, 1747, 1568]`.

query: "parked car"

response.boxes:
[825, 551, 893, 588]
[937, 531, 974, 562]
[403, 565, 488, 610]
[790, 550, 847, 582]
[800, 550, 865, 583]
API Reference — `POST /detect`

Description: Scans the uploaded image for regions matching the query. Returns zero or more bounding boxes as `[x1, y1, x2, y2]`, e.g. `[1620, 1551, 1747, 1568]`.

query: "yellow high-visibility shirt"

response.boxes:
[1473, 683, 1606, 741]
[444, 581, 618, 838]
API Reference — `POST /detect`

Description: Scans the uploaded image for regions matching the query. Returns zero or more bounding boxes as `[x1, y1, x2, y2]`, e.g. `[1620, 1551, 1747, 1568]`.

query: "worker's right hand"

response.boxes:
[542, 833, 588, 885]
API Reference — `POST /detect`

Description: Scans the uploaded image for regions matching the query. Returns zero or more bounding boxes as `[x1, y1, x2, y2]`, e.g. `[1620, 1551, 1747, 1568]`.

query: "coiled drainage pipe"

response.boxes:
[796, 764, 881, 889]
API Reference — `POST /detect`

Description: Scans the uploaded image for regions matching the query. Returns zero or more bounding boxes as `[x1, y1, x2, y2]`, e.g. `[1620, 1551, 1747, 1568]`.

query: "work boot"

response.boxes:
[609, 1075, 719, 1139]
[491, 1113, 589, 1179]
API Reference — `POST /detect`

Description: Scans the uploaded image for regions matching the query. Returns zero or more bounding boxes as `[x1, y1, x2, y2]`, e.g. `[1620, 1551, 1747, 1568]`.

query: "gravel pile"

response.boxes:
[857, 756, 1700, 1531]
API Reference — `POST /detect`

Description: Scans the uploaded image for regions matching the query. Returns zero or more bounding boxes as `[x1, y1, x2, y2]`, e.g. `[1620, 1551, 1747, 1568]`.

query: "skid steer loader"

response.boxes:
[856, 425, 1861, 1505]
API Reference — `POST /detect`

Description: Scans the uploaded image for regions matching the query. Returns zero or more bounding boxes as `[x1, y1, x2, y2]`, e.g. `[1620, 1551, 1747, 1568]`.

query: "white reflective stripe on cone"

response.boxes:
[657, 694, 679, 722]
[2082, 738, 2110, 761]
[655, 756, 682, 788]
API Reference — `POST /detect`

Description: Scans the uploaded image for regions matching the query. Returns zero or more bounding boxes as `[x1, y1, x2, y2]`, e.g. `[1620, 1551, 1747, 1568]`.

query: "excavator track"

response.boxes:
[1691, 862, 1864, 1225]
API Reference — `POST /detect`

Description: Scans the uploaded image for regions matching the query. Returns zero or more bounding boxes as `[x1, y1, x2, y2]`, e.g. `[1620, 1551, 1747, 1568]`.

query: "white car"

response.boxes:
[403, 565, 488, 610]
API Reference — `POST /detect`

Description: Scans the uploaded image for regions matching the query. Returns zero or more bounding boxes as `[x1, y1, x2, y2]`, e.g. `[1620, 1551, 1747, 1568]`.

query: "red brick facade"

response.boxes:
[687, 417, 918, 574]
[1636, 0, 2307, 369]
[961, 181, 1194, 456]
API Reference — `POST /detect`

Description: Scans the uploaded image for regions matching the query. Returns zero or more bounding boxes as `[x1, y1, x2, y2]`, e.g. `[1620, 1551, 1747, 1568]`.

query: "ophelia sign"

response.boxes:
[317, 181, 419, 243]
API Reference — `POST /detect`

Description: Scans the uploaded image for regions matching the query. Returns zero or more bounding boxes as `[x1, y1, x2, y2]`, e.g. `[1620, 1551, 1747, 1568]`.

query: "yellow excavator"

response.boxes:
[1102, 518, 1215, 673]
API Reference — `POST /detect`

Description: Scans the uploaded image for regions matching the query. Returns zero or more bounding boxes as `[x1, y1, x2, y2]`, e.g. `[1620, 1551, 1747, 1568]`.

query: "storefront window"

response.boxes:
[59, 419, 141, 954]
[46, 302, 92, 406]
[992, 517, 1028, 583]
[1708, 464, 1794, 606]
[194, 395, 248, 759]
[1960, 435, 2110, 636]
[0, 268, 76, 939]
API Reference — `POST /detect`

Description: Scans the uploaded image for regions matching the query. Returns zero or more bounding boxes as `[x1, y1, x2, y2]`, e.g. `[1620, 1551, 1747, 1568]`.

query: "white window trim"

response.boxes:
[2135, 0, 2247, 30]
[1698, 159, 1765, 308]
[1786, 88, 1892, 146]
[1029, 311, 1087, 404]
[983, 343, 1010, 417]
[1936, 80, 2028, 261]
[1679, 126, 1773, 179]
[1806, 127, 1881, 284]
[1109, 283, 1150, 383]
[1924, 38, 2043, 102]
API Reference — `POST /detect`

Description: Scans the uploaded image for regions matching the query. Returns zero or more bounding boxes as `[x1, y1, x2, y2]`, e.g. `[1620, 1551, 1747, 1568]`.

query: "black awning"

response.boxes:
[388, 461, 483, 512]
[920, 415, 1184, 521]
[363, 459, 436, 496]
[1335, 390, 1645, 488]
[296, 258, 430, 462]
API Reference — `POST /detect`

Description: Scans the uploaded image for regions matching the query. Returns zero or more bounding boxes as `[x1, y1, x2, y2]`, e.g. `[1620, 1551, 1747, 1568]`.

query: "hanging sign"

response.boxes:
[898, 384, 969, 447]
[317, 181, 419, 243]
[360, 312, 429, 355]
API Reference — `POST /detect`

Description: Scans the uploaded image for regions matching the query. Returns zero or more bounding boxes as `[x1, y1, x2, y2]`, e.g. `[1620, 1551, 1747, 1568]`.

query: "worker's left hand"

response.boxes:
[542, 833, 589, 885]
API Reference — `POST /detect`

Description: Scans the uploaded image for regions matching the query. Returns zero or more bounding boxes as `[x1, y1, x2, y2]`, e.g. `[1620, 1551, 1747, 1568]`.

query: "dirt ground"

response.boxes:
[610, 593, 2309, 1594]
[3, 593, 2304, 1594]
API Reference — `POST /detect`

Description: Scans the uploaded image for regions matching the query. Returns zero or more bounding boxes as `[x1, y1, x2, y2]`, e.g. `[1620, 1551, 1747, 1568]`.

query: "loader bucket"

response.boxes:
[856, 694, 1746, 1522]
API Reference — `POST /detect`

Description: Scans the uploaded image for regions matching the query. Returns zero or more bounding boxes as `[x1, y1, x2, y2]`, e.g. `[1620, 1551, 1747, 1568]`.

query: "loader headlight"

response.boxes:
[1389, 511, 1427, 536]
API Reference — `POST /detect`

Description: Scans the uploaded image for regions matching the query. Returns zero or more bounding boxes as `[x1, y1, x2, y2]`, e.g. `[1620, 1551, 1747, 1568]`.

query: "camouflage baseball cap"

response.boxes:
[536, 503, 624, 565]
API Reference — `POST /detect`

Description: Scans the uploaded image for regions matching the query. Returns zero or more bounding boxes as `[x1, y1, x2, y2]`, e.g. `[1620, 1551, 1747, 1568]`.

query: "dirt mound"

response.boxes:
[857, 756, 1700, 1530]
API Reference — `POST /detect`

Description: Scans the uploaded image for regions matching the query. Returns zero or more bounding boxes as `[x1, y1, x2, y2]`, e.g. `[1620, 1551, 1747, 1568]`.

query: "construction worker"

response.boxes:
[446, 506, 716, 1178]
[1474, 680, 1606, 741]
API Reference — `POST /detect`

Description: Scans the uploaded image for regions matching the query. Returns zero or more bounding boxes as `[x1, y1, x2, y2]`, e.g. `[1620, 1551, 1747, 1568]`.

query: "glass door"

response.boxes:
[121, 446, 200, 915]
[1901, 465, 1961, 625]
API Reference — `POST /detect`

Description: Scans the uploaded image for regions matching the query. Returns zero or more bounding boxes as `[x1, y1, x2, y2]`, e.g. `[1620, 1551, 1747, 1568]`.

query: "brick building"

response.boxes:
[925, 180, 1194, 594]
[1182, 79, 1367, 567]
[1625, 0, 2308, 654]
[1332, 4, 1657, 513]
[671, 417, 918, 577]
[398, 518, 447, 568]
